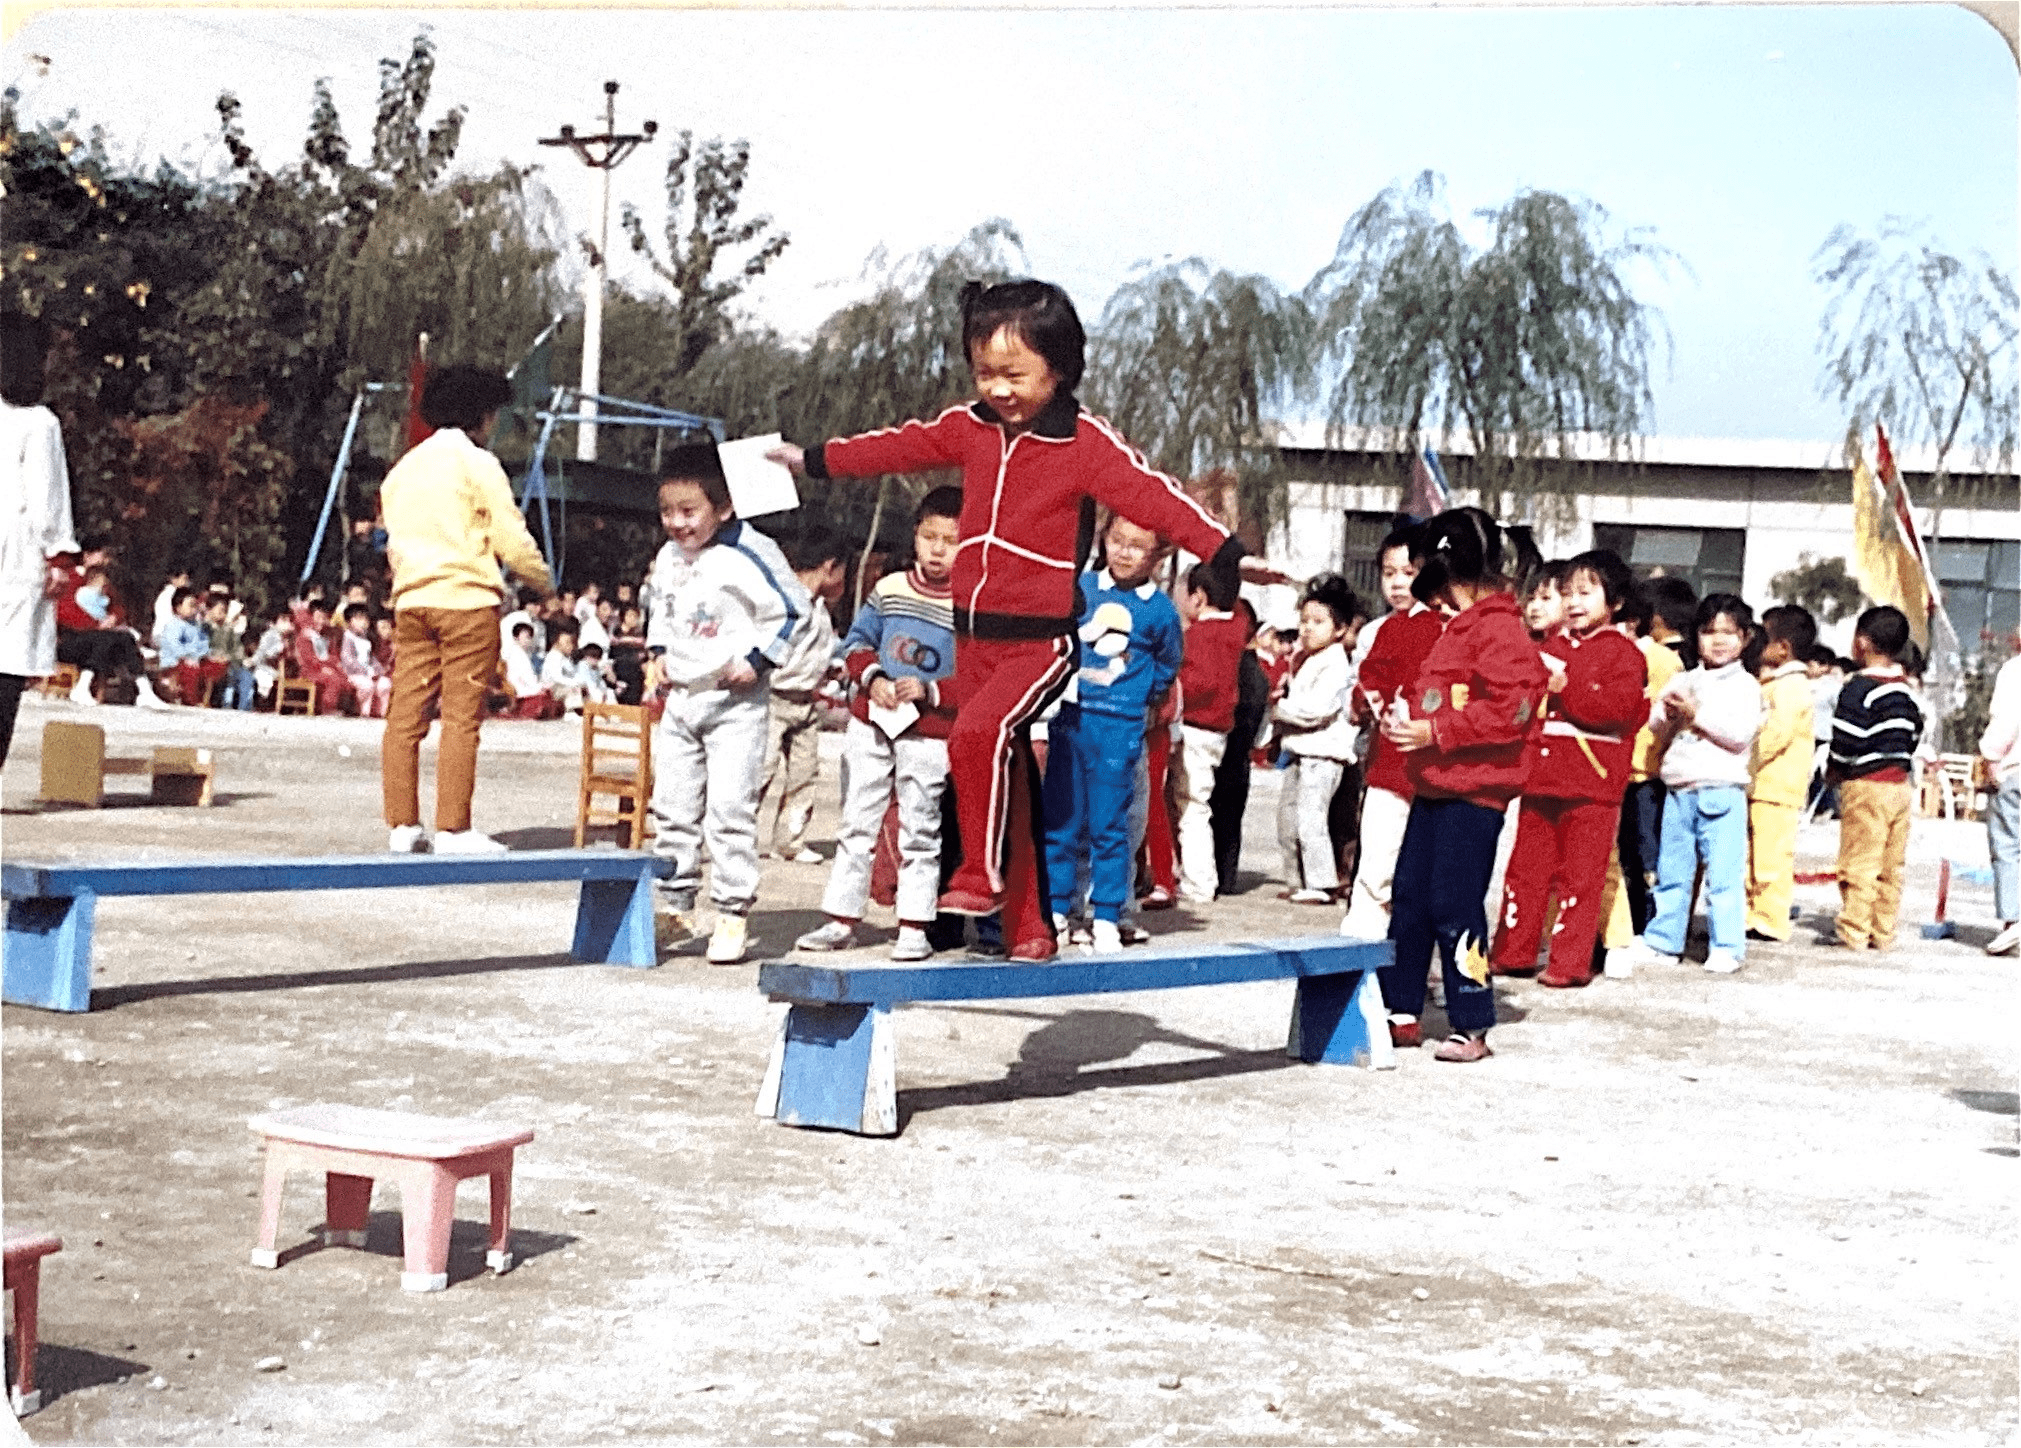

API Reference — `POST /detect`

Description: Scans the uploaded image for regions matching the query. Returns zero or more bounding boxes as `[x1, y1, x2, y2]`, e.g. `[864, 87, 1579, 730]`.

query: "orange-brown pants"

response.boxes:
[1836, 777, 1912, 949]
[382, 606, 501, 833]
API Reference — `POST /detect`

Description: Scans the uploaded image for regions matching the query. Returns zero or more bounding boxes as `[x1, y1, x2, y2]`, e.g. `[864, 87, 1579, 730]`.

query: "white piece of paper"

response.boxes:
[868, 700, 919, 739]
[717, 433, 799, 519]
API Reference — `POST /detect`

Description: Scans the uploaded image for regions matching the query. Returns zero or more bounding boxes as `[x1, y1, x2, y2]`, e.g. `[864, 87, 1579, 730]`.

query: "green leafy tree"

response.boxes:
[1307, 171, 1676, 518]
[1769, 553, 1866, 624]
[1087, 258, 1315, 536]
[1812, 218, 2019, 529]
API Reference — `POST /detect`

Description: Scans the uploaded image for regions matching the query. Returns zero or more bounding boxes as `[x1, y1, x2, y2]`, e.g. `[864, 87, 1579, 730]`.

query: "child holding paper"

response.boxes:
[796, 488, 963, 960]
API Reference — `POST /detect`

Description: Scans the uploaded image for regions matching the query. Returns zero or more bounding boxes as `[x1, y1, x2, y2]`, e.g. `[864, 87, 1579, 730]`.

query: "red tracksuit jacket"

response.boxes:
[807, 394, 1240, 639]
[1178, 613, 1247, 733]
[1359, 604, 1446, 797]
[1405, 591, 1549, 807]
[1529, 627, 1648, 805]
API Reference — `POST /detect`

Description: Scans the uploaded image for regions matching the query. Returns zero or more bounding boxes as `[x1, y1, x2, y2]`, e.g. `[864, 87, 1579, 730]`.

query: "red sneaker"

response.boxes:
[1139, 886, 1176, 912]
[936, 886, 1003, 917]
[1388, 1019, 1422, 1049]
[1536, 970, 1590, 989]
[1009, 936, 1057, 963]
[1433, 1033, 1493, 1063]
[1490, 962, 1540, 978]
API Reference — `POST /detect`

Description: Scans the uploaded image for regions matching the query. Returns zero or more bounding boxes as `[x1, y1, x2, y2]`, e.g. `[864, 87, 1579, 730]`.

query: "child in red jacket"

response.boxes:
[1175, 563, 1249, 903]
[1376, 509, 1548, 1062]
[771, 281, 1248, 959]
[1490, 550, 1648, 987]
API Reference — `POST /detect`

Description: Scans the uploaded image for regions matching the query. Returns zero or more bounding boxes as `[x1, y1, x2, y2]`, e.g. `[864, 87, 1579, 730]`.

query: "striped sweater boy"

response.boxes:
[1829, 668, 1924, 782]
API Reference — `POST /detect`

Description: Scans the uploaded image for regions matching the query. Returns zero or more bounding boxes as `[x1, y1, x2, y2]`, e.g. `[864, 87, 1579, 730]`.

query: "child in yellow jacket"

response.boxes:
[1745, 605, 1818, 940]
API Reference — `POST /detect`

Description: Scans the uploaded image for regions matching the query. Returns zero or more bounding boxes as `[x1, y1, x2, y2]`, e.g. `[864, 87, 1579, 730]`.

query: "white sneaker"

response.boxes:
[1703, 951, 1744, 975]
[891, 926, 933, 962]
[1626, 936, 1680, 967]
[433, 829, 508, 855]
[1090, 919, 1123, 955]
[134, 675, 174, 710]
[68, 670, 98, 706]
[707, 914, 748, 965]
[387, 825, 429, 854]
[787, 847, 824, 865]
[795, 919, 856, 952]
[1602, 948, 1635, 980]
[1986, 921, 2021, 957]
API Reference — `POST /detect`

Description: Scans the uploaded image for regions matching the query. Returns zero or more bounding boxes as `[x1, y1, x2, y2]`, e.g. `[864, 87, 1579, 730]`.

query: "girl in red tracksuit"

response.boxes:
[772, 281, 1245, 960]
[1490, 550, 1648, 987]
[1376, 509, 1548, 1062]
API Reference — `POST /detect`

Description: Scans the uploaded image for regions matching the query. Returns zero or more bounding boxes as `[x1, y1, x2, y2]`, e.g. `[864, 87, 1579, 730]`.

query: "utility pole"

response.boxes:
[539, 82, 655, 464]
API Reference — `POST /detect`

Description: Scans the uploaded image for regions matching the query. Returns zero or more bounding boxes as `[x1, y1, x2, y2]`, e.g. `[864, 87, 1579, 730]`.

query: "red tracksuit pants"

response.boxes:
[944, 633, 1077, 950]
[1491, 796, 1621, 985]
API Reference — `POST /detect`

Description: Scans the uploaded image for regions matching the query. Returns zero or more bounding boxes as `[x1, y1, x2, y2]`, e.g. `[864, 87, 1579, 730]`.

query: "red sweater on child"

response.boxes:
[1528, 627, 1648, 804]
[1358, 604, 1445, 797]
[807, 394, 1240, 639]
[1406, 592, 1548, 807]
[1178, 613, 1247, 733]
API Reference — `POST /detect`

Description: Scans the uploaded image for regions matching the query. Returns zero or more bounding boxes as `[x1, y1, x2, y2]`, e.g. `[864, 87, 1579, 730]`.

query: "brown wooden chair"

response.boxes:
[576, 702, 653, 848]
[275, 656, 318, 717]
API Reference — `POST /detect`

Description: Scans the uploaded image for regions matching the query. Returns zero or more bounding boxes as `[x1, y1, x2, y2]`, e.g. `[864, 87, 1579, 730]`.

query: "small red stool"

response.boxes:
[5, 1231, 63, 1416]
[249, 1105, 534, 1293]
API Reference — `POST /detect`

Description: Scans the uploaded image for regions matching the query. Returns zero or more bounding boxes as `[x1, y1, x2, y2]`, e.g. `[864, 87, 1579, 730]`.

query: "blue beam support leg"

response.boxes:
[570, 867, 657, 967]
[1288, 970, 1394, 1069]
[765, 1002, 896, 1135]
[4, 890, 96, 1012]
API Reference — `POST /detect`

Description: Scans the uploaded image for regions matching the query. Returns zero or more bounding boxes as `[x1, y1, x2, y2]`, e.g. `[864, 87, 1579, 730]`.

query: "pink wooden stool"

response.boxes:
[5, 1231, 63, 1416]
[249, 1105, 534, 1293]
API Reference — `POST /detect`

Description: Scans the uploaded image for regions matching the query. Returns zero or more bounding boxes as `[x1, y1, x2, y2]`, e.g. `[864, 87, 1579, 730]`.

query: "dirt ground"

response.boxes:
[2, 691, 2016, 1447]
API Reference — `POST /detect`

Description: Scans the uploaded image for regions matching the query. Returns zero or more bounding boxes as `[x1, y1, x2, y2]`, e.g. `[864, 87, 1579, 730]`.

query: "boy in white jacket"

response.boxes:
[643, 444, 810, 965]
[1273, 576, 1360, 903]
[1633, 594, 1763, 973]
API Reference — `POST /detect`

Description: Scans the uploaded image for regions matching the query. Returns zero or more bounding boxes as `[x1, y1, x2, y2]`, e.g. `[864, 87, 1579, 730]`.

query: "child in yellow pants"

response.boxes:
[1746, 606, 1817, 940]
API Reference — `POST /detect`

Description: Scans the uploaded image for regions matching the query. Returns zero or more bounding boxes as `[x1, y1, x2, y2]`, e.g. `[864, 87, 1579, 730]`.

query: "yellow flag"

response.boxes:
[1848, 444, 1930, 649]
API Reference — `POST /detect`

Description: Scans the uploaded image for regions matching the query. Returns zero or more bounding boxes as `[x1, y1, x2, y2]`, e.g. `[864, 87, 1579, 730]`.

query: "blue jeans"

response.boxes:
[1645, 784, 1748, 960]
[1990, 773, 2019, 923]
[221, 662, 258, 711]
[1042, 704, 1144, 923]
[1379, 796, 1504, 1035]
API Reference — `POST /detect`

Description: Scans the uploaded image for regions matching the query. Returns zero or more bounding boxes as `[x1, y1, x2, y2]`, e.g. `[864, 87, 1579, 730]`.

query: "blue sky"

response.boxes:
[6, 4, 2015, 444]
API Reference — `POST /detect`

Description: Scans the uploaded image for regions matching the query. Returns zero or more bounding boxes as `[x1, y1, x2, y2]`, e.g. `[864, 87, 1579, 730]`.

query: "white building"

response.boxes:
[1258, 426, 2019, 653]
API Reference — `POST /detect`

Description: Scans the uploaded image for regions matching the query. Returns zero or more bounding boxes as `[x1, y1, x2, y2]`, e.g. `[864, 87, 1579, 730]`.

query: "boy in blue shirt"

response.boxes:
[1043, 515, 1183, 954]
[797, 488, 963, 961]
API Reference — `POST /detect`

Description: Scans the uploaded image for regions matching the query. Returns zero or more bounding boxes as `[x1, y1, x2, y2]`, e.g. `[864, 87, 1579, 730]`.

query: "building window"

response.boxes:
[1592, 524, 1747, 600]
[1341, 511, 1395, 608]
[1933, 539, 2020, 654]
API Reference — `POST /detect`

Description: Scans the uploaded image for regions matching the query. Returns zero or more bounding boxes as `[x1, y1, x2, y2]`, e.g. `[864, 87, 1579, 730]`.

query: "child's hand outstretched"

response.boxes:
[767, 443, 807, 476]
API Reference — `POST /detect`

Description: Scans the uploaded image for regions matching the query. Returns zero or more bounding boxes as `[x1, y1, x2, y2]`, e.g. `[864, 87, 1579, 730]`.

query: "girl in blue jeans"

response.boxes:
[1635, 595, 1762, 973]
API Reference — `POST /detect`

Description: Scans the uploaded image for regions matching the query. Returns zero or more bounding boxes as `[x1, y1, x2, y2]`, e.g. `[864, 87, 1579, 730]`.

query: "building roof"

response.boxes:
[1266, 421, 2015, 477]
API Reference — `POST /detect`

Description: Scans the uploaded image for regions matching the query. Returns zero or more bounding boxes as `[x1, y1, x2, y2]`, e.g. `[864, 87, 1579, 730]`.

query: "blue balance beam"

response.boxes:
[2, 849, 672, 1013]
[754, 935, 1396, 1136]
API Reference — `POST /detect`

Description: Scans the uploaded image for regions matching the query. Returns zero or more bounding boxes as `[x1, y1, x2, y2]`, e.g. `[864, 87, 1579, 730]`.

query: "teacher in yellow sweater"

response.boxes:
[378, 366, 553, 855]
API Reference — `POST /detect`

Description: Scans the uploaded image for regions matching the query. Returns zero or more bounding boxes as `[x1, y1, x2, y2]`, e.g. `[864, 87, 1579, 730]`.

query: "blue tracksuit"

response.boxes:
[1043, 570, 1183, 923]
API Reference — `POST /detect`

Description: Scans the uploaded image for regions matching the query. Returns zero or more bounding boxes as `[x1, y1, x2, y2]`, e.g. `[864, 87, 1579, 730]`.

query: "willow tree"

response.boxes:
[1307, 171, 1675, 518]
[1812, 218, 2018, 532]
[1087, 258, 1315, 536]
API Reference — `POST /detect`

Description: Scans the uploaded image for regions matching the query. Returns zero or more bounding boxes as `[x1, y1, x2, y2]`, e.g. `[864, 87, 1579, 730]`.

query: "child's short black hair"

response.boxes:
[171, 587, 198, 610]
[1695, 592, 1754, 637]
[1854, 604, 1911, 661]
[1805, 643, 1838, 668]
[419, 365, 512, 433]
[959, 279, 1086, 393]
[1565, 549, 1635, 615]
[1411, 507, 1503, 603]
[511, 621, 535, 640]
[1740, 623, 1767, 676]
[343, 602, 371, 625]
[1185, 561, 1239, 612]
[1645, 575, 1699, 638]
[1615, 576, 1654, 634]
[916, 485, 963, 527]
[1300, 573, 1360, 630]
[1378, 521, 1422, 563]
[579, 641, 604, 660]
[1761, 604, 1819, 660]
[658, 440, 732, 512]
[1521, 559, 1573, 598]
[784, 527, 842, 573]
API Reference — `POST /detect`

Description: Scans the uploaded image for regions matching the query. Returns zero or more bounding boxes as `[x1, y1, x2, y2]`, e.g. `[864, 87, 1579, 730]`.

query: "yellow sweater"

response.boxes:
[380, 428, 552, 612]
[1629, 636, 1685, 782]
[1749, 663, 1815, 807]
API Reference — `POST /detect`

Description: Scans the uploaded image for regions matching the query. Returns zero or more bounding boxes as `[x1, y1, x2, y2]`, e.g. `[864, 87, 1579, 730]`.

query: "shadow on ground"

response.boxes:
[4, 1342, 149, 1411]
[91, 951, 584, 1009]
